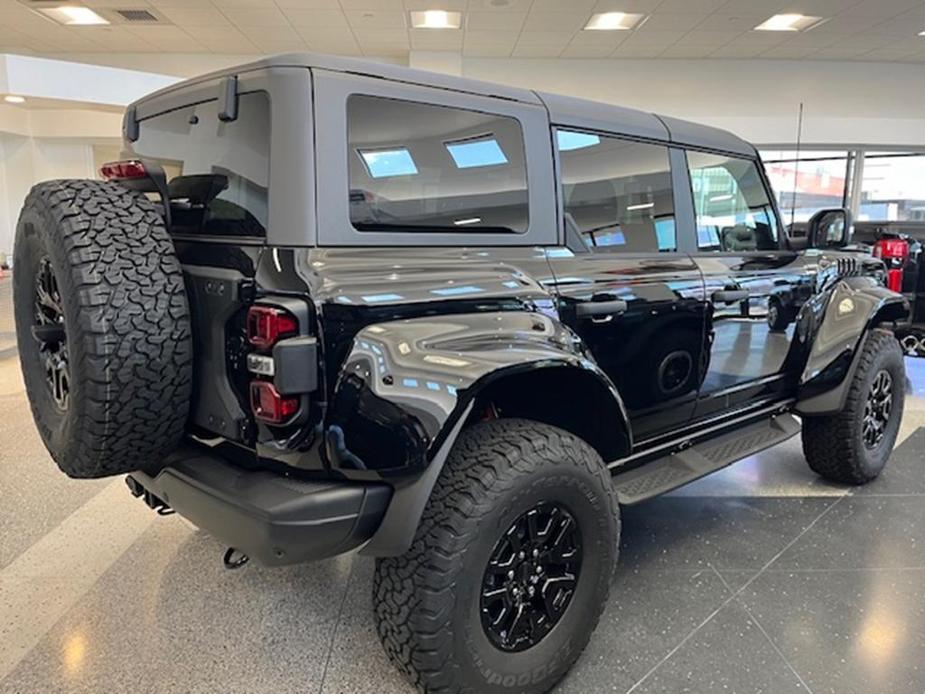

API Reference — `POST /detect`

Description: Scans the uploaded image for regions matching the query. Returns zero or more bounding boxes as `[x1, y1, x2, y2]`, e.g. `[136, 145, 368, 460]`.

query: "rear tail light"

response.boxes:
[250, 381, 299, 424]
[873, 239, 909, 293]
[247, 305, 298, 350]
[100, 160, 147, 180]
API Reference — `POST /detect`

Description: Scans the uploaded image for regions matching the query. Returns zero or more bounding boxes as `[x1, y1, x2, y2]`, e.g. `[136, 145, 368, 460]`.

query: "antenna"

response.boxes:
[791, 101, 804, 228]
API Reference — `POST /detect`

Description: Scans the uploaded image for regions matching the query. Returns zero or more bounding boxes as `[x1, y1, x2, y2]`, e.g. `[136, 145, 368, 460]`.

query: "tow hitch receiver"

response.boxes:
[125, 475, 174, 516]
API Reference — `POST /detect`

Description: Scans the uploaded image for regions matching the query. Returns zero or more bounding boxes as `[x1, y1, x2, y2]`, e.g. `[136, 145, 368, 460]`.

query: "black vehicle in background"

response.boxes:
[12, 54, 912, 694]
[852, 222, 925, 355]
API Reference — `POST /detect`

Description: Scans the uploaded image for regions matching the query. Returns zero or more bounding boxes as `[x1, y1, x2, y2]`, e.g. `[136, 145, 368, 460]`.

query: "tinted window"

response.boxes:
[687, 151, 780, 252]
[132, 92, 269, 237]
[347, 95, 528, 233]
[557, 129, 676, 252]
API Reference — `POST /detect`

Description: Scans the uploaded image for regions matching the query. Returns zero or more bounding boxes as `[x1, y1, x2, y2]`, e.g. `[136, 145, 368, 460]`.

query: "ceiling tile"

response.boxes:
[675, 29, 741, 45]
[282, 8, 349, 27]
[530, 0, 597, 9]
[403, 0, 467, 7]
[593, 0, 662, 9]
[345, 9, 407, 30]
[339, 0, 405, 9]
[221, 7, 290, 27]
[655, 0, 727, 13]
[523, 12, 588, 32]
[159, 7, 231, 25]
[516, 31, 574, 46]
[701, 13, 769, 31]
[468, 0, 535, 10]
[640, 13, 707, 31]
[275, 0, 342, 7]
[295, 25, 356, 42]
[210, 0, 278, 7]
[838, 0, 923, 17]
[465, 11, 528, 31]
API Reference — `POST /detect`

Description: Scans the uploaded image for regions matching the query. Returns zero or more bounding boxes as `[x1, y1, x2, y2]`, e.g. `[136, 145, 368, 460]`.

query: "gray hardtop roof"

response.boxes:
[131, 52, 754, 158]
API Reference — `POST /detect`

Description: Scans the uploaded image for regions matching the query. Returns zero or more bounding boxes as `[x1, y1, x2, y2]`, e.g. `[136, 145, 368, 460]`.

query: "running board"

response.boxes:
[612, 414, 801, 505]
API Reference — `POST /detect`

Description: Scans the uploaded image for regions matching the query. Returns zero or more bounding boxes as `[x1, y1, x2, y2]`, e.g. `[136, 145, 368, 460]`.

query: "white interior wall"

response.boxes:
[0, 136, 100, 257]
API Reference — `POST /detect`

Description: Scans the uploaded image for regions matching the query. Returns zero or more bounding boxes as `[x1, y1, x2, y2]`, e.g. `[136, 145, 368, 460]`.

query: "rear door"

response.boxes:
[684, 150, 812, 418]
[545, 129, 706, 441]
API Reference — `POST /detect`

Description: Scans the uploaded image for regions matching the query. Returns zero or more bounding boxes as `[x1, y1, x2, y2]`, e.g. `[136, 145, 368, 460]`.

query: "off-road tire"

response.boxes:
[373, 419, 620, 694]
[802, 328, 905, 484]
[13, 179, 192, 478]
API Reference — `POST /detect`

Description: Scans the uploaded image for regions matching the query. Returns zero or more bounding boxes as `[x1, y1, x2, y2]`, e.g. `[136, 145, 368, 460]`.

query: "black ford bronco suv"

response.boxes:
[14, 54, 911, 693]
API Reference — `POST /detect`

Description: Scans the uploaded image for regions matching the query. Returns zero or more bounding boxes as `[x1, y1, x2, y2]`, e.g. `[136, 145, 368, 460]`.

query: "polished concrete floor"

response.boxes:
[2, 274, 925, 694]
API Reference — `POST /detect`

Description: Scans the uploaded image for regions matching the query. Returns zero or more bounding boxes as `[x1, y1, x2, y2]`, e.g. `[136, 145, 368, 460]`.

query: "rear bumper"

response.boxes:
[127, 445, 391, 566]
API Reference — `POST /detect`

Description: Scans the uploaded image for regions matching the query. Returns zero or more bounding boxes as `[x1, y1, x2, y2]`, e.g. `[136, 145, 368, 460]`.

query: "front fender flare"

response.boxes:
[795, 277, 909, 415]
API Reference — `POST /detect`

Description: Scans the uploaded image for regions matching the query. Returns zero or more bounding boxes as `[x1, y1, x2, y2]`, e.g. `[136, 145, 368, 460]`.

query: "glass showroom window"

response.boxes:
[760, 150, 850, 224]
[858, 152, 925, 222]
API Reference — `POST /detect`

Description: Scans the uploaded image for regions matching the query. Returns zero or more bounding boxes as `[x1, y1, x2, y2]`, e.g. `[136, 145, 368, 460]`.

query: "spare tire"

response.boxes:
[13, 179, 192, 478]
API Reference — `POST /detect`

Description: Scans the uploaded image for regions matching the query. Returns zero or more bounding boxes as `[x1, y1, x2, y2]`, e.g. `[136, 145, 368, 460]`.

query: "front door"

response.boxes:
[546, 129, 706, 440]
[685, 150, 813, 418]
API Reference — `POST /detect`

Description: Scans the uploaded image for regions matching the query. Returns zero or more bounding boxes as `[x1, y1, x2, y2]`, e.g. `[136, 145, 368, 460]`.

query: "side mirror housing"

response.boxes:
[808, 208, 852, 249]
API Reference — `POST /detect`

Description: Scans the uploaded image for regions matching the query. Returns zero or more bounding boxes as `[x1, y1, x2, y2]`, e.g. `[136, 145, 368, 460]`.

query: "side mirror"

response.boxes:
[808, 208, 852, 249]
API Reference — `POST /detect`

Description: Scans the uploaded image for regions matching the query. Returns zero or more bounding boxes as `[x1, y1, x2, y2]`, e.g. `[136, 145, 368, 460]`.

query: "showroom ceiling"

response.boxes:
[0, 0, 923, 61]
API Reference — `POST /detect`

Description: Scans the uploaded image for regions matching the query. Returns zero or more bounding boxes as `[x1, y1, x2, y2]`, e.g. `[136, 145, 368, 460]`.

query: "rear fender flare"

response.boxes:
[321, 310, 630, 556]
[795, 277, 909, 415]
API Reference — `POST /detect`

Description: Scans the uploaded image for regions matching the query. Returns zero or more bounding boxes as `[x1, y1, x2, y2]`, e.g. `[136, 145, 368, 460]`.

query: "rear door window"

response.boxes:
[132, 91, 270, 237]
[556, 129, 677, 252]
[347, 95, 529, 233]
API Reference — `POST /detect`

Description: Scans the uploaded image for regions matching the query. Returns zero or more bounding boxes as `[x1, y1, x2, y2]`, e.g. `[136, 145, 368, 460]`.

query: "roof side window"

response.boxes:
[347, 95, 529, 234]
[687, 151, 780, 252]
[556, 128, 676, 253]
[132, 91, 270, 237]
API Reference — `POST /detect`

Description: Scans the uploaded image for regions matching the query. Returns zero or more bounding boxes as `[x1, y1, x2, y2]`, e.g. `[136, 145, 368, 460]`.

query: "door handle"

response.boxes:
[712, 289, 750, 303]
[576, 299, 628, 319]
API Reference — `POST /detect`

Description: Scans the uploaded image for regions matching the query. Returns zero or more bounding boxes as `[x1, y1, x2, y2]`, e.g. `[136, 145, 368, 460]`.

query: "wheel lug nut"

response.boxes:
[518, 551, 525, 560]
[507, 570, 515, 579]
[533, 549, 539, 557]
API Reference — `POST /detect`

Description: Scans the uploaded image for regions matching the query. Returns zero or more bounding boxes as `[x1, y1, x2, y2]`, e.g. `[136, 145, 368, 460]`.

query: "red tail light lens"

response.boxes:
[247, 305, 298, 350]
[100, 160, 147, 180]
[873, 239, 909, 262]
[250, 381, 299, 424]
[874, 239, 909, 293]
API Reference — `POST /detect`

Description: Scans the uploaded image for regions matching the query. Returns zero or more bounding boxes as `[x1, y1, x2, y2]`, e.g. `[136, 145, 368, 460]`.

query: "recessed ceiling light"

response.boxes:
[919, 30, 925, 35]
[4, 95, 26, 104]
[754, 14, 825, 32]
[410, 10, 461, 29]
[584, 12, 645, 31]
[36, 6, 110, 26]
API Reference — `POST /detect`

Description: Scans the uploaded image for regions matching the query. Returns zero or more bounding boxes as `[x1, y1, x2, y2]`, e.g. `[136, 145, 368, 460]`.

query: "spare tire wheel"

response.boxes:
[13, 179, 192, 478]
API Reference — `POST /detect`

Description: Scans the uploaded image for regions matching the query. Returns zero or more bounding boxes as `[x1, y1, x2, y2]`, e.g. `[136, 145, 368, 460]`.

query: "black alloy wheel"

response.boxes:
[33, 257, 69, 410]
[862, 369, 893, 449]
[480, 502, 583, 652]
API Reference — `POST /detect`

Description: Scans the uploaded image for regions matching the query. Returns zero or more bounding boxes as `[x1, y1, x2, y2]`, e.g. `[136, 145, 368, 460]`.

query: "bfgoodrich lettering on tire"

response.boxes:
[802, 328, 905, 485]
[13, 179, 192, 478]
[373, 419, 620, 694]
